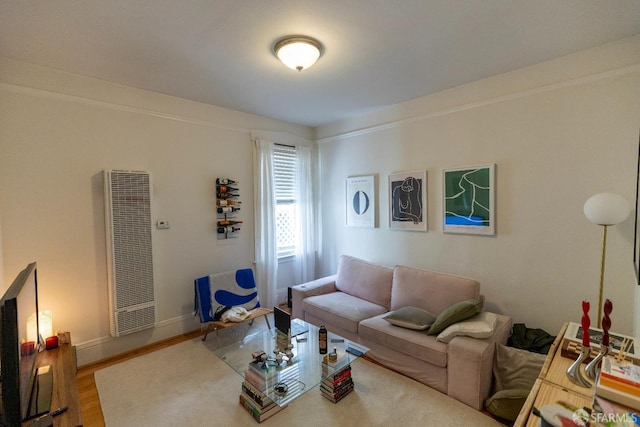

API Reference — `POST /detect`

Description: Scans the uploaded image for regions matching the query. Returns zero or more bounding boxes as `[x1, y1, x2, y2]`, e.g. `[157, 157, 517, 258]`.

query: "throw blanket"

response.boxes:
[194, 268, 260, 323]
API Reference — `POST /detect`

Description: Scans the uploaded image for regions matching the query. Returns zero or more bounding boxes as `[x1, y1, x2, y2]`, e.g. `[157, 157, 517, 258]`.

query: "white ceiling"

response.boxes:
[1, 1, 639, 127]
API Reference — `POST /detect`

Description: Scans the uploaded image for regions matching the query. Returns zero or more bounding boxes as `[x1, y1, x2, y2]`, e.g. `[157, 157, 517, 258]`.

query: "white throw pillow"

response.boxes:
[436, 311, 498, 343]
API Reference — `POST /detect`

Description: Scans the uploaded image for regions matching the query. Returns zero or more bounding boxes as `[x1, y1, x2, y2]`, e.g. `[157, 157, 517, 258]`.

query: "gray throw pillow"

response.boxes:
[383, 307, 436, 330]
[427, 298, 483, 335]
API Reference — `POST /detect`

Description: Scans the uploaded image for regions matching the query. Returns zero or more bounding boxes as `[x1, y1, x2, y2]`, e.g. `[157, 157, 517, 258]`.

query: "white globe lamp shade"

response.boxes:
[583, 193, 630, 226]
[274, 37, 322, 71]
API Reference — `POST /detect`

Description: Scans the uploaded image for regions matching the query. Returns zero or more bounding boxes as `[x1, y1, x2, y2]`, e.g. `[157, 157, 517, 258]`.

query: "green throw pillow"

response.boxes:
[427, 298, 483, 335]
[383, 307, 436, 330]
[484, 389, 530, 422]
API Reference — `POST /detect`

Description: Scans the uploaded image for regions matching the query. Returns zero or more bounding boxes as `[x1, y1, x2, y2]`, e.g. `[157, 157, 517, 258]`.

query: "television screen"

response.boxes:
[1, 262, 43, 425]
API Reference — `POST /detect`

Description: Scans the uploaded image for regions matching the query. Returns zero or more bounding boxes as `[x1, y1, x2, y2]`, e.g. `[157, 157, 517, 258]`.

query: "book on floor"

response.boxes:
[320, 381, 354, 403]
[239, 392, 286, 423]
[321, 377, 353, 394]
[322, 369, 351, 388]
[241, 381, 275, 410]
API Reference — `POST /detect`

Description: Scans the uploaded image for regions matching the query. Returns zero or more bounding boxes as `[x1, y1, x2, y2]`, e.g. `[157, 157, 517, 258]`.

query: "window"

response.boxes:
[274, 144, 296, 258]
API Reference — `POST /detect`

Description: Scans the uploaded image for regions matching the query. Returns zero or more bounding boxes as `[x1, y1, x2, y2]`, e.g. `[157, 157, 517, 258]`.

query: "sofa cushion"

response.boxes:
[384, 307, 436, 330]
[390, 265, 480, 315]
[302, 292, 388, 334]
[436, 311, 498, 343]
[493, 343, 545, 391]
[359, 313, 449, 367]
[335, 255, 393, 310]
[428, 298, 483, 335]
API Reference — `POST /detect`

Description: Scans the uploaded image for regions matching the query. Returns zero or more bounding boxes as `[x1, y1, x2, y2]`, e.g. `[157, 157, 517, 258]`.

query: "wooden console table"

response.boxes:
[514, 323, 594, 426]
[25, 333, 82, 427]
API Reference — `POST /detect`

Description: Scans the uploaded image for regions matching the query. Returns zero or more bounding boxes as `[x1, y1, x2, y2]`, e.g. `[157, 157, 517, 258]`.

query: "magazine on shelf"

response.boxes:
[595, 356, 640, 410]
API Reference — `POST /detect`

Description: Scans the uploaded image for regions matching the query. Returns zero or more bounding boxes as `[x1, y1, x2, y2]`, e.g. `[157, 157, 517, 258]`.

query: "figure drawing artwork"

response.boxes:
[443, 164, 495, 235]
[346, 175, 375, 228]
[389, 171, 427, 231]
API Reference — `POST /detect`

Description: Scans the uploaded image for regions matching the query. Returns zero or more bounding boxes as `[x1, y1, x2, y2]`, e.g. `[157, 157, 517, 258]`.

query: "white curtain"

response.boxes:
[253, 138, 278, 309]
[294, 145, 316, 283]
[253, 132, 316, 307]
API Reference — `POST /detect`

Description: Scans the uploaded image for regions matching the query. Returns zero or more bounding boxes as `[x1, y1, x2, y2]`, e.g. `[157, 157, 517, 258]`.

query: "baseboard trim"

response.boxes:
[75, 313, 198, 367]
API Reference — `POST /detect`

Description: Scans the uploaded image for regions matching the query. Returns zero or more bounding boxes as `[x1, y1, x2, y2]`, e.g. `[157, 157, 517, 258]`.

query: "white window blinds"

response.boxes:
[274, 144, 296, 258]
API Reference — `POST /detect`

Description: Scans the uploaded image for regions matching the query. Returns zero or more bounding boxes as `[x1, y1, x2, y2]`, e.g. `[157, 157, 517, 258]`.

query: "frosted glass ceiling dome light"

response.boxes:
[274, 36, 322, 72]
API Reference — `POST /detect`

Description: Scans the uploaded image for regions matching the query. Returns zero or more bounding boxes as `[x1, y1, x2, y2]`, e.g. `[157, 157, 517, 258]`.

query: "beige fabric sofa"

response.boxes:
[291, 255, 512, 410]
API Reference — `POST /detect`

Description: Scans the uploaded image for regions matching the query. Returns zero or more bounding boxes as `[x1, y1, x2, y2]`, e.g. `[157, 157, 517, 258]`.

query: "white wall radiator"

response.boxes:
[104, 170, 157, 337]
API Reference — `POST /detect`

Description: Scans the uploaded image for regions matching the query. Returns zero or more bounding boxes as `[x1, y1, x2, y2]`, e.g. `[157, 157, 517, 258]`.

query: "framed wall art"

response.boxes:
[388, 170, 427, 231]
[443, 164, 495, 235]
[346, 175, 375, 228]
[634, 131, 640, 284]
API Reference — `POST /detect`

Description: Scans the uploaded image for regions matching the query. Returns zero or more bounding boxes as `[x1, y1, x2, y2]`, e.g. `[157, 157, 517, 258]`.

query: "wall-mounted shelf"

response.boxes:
[216, 178, 242, 239]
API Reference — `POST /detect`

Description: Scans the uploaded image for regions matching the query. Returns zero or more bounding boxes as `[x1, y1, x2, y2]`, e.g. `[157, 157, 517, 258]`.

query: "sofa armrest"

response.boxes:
[447, 313, 512, 410]
[291, 275, 338, 320]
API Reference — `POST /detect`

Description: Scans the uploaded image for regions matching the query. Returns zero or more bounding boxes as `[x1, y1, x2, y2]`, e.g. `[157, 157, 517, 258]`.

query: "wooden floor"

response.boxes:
[78, 305, 290, 425]
[76, 329, 203, 426]
[76, 307, 508, 426]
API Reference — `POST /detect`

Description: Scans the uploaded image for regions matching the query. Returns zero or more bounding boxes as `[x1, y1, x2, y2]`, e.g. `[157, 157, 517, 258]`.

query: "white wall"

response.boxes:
[314, 36, 640, 337]
[0, 58, 312, 365]
[2, 36, 639, 366]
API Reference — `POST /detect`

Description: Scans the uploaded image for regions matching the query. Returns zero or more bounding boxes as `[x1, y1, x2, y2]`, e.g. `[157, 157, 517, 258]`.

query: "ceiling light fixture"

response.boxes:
[274, 36, 323, 72]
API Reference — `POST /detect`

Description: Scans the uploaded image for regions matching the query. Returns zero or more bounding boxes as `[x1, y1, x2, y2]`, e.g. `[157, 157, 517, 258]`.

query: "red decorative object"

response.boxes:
[602, 299, 612, 347]
[20, 341, 35, 356]
[582, 300, 590, 347]
[45, 335, 58, 350]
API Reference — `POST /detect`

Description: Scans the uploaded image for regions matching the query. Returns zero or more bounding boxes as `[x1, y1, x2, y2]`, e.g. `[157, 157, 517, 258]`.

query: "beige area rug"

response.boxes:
[95, 320, 504, 427]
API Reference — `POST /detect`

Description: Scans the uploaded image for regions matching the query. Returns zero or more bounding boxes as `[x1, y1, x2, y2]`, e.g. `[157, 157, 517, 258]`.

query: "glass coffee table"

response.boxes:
[214, 319, 368, 411]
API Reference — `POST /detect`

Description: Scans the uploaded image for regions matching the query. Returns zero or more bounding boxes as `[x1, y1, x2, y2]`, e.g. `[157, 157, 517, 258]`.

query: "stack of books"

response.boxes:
[595, 356, 640, 411]
[239, 359, 298, 422]
[320, 363, 354, 403]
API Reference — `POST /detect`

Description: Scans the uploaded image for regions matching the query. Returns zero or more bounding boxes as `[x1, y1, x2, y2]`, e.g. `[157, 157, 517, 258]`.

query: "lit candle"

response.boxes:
[582, 300, 590, 347]
[602, 299, 612, 347]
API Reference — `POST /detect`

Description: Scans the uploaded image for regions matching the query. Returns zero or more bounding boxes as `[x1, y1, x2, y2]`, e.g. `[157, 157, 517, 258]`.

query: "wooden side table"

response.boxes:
[514, 323, 594, 427]
[24, 332, 82, 427]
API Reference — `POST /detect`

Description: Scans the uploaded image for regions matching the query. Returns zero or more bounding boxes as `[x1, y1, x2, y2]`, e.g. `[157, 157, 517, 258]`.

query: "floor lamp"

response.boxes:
[583, 192, 630, 328]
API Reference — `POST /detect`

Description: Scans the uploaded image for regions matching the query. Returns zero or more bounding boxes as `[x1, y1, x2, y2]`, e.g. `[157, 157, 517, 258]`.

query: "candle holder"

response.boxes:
[566, 345, 593, 388]
[586, 298, 613, 379]
[567, 300, 593, 388]
[585, 344, 609, 379]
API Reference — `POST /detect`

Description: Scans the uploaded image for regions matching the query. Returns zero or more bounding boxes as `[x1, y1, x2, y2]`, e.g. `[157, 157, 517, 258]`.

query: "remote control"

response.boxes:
[51, 406, 68, 417]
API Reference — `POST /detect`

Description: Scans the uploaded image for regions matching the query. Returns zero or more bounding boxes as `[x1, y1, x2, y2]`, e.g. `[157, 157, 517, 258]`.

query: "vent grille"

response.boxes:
[105, 170, 156, 337]
[116, 304, 156, 334]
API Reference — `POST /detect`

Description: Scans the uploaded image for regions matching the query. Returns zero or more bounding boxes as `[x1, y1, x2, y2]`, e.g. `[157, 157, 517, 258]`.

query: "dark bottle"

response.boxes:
[217, 192, 239, 199]
[319, 325, 327, 354]
[217, 199, 241, 206]
[218, 219, 243, 226]
[216, 178, 237, 185]
[217, 184, 239, 193]
[217, 226, 240, 233]
[217, 206, 241, 213]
